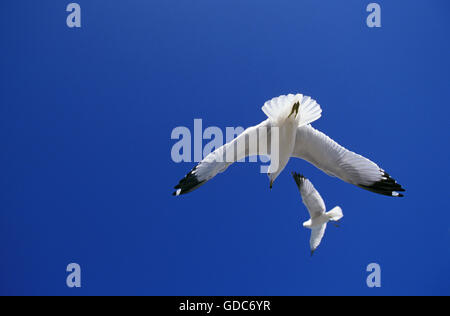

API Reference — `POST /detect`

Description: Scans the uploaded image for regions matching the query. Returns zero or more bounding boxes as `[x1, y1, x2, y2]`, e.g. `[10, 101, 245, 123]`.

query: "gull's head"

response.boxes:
[303, 220, 312, 228]
[268, 171, 281, 189]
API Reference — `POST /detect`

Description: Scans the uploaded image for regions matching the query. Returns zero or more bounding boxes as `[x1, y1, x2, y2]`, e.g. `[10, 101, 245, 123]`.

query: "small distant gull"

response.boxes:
[292, 172, 343, 256]
[173, 94, 405, 197]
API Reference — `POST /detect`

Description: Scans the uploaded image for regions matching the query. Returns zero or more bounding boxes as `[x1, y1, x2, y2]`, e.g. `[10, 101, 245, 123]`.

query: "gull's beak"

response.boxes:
[311, 250, 315, 257]
[270, 179, 273, 189]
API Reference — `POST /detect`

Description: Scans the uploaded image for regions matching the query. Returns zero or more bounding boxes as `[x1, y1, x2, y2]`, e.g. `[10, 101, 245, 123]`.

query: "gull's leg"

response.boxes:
[288, 101, 300, 118]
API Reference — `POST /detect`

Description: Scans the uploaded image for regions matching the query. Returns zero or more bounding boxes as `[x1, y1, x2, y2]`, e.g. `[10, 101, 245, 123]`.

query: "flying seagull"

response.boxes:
[173, 94, 405, 197]
[292, 172, 343, 255]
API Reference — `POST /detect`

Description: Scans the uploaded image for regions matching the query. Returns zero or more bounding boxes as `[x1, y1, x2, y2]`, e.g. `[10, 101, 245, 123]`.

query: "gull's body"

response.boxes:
[292, 172, 343, 255]
[173, 93, 405, 197]
[267, 112, 299, 187]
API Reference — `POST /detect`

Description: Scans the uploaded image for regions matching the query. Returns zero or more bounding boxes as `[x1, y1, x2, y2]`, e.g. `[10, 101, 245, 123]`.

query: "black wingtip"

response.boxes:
[291, 171, 305, 179]
[172, 166, 206, 196]
[359, 171, 406, 197]
[292, 172, 306, 187]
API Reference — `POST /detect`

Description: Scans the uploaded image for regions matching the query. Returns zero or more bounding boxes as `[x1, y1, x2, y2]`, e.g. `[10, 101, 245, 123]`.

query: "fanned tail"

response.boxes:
[261, 94, 322, 126]
[326, 206, 343, 222]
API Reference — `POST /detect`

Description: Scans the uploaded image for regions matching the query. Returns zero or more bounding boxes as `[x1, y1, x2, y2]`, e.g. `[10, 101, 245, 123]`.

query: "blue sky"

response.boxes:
[0, 1, 449, 295]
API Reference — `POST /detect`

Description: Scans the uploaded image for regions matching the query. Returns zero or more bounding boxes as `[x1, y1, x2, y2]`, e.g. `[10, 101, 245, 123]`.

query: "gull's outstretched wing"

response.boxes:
[292, 125, 405, 197]
[310, 224, 327, 255]
[173, 119, 272, 196]
[292, 172, 326, 219]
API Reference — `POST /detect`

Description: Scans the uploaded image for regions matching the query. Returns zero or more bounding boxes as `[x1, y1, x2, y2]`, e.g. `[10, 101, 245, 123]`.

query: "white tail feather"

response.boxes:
[261, 94, 322, 126]
[326, 206, 343, 221]
[297, 96, 322, 127]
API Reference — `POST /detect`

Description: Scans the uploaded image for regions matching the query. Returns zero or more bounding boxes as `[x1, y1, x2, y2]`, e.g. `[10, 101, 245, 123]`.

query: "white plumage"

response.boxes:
[173, 93, 404, 197]
[292, 172, 343, 255]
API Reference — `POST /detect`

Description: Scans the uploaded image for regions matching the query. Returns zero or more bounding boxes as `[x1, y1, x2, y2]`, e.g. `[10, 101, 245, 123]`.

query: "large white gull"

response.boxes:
[173, 94, 405, 197]
[292, 172, 343, 255]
